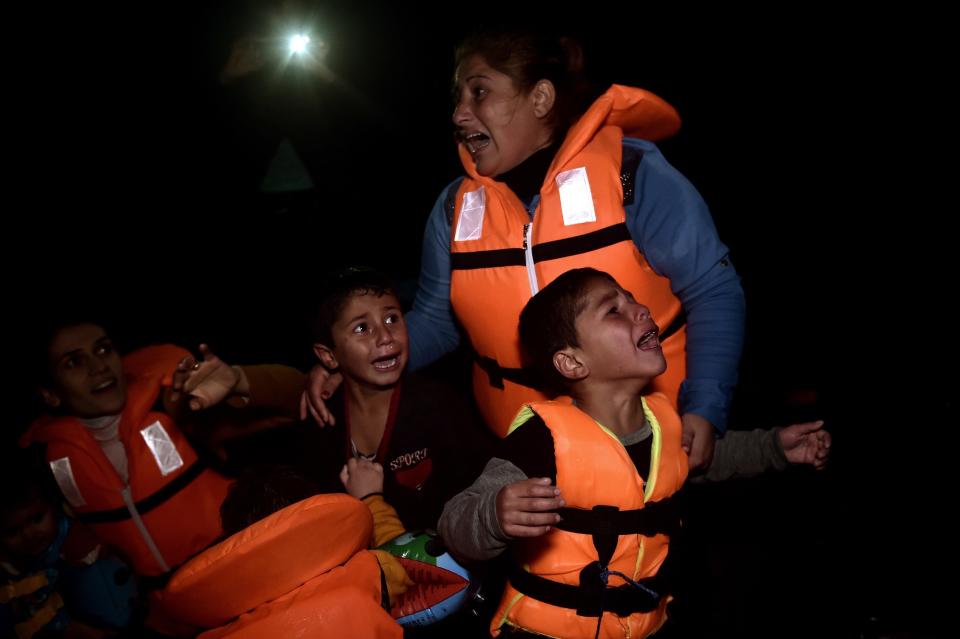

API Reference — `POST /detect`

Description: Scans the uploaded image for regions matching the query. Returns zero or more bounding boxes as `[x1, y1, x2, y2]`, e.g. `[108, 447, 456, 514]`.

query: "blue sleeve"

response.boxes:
[624, 139, 746, 432]
[405, 182, 462, 371]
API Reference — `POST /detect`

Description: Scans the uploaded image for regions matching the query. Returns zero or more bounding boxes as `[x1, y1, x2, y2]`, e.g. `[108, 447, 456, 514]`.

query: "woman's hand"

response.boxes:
[299, 364, 342, 426]
[681, 412, 717, 473]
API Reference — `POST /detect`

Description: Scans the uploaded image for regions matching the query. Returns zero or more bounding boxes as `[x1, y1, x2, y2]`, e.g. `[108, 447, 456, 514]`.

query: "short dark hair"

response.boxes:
[518, 268, 616, 396]
[219, 465, 323, 537]
[311, 267, 396, 347]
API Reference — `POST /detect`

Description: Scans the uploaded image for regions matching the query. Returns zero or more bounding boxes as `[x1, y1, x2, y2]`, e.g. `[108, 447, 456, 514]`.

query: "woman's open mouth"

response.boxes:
[460, 131, 490, 155]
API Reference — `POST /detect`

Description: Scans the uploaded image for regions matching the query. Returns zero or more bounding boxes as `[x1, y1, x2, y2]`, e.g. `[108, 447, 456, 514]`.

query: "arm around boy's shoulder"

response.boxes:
[239, 364, 307, 417]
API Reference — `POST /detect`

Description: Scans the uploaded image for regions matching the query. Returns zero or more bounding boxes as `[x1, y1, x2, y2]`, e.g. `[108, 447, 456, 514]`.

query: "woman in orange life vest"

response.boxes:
[19, 319, 240, 578]
[303, 25, 745, 471]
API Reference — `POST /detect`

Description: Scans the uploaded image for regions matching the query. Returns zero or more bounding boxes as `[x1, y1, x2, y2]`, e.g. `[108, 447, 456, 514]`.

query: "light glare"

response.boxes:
[289, 34, 310, 55]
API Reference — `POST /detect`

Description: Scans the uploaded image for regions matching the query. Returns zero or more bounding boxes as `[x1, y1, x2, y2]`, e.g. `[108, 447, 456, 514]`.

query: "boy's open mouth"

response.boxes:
[372, 355, 401, 371]
[637, 329, 660, 351]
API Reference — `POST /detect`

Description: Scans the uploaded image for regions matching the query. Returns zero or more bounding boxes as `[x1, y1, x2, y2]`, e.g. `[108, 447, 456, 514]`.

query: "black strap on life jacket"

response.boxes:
[474, 355, 539, 391]
[76, 460, 208, 525]
[508, 561, 668, 617]
[450, 222, 632, 271]
[555, 495, 680, 540]
[508, 498, 680, 619]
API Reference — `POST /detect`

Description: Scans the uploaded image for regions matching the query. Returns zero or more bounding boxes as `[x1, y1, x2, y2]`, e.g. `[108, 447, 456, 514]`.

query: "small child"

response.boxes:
[1, 452, 134, 638]
[439, 268, 829, 638]
[225, 267, 495, 531]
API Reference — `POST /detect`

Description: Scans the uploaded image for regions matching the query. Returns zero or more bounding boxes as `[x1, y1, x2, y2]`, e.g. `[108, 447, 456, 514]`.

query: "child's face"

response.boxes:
[43, 324, 127, 418]
[0, 497, 58, 560]
[325, 292, 408, 389]
[570, 277, 666, 383]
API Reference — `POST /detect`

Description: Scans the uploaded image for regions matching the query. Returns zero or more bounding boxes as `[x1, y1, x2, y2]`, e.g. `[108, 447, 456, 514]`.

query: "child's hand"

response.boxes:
[496, 478, 566, 539]
[182, 344, 248, 410]
[778, 420, 831, 470]
[340, 457, 385, 498]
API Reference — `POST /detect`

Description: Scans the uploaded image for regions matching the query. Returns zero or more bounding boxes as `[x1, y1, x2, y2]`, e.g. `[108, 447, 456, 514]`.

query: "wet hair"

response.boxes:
[455, 25, 600, 134]
[518, 268, 617, 396]
[219, 465, 324, 536]
[311, 266, 397, 347]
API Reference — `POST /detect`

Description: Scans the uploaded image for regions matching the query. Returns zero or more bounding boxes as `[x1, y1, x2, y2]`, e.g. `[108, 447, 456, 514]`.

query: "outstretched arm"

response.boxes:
[778, 420, 831, 470]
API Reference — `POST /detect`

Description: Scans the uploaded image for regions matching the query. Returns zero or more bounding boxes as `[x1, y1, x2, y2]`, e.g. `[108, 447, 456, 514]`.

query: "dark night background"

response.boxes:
[4, 2, 952, 636]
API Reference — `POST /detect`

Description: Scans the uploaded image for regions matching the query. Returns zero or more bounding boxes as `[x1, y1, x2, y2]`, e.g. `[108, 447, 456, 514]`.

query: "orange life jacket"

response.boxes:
[157, 494, 402, 639]
[21, 345, 230, 576]
[492, 393, 688, 638]
[450, 85, 686, 436]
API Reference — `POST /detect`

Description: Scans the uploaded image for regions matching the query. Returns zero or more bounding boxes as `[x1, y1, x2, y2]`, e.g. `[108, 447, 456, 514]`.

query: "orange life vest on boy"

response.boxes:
[21, 345, 230, 577]
[450, 85, 687, 436]
[157, 494, 402, 639]
[492, 393, 688, 638]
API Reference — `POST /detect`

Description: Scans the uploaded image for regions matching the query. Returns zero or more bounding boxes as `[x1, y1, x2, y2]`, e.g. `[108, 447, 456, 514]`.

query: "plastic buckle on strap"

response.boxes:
[577, 561, 607, 617]
[590, 505, 619, 568]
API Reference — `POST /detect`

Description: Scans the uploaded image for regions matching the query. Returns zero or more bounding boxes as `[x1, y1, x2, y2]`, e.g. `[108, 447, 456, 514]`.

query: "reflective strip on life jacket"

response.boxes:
[140, 421, 185, 476]
[454, 187, 486, 241]
[49, 457, 86, 508]
[556, 166, 597, 226]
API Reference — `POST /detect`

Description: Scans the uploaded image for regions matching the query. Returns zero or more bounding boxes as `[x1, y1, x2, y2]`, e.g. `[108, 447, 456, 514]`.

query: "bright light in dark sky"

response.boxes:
[289, 33, 310, 55]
